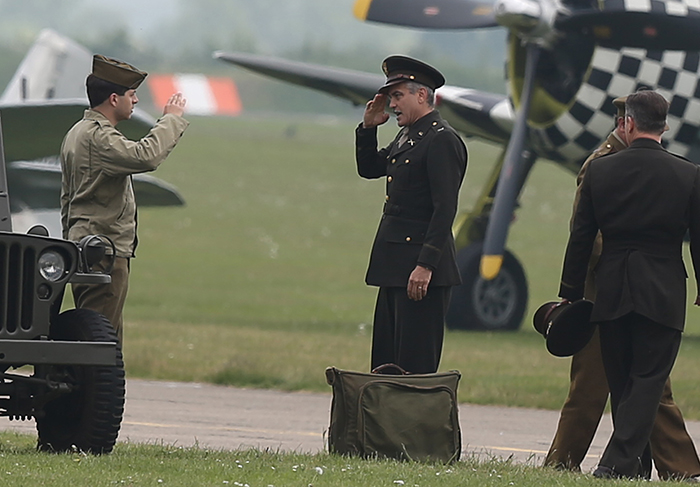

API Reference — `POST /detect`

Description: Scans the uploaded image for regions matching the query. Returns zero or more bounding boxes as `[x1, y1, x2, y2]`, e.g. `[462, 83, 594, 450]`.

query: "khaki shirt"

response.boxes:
[60, 109, 189, 257]
[571, 131, 627, 299]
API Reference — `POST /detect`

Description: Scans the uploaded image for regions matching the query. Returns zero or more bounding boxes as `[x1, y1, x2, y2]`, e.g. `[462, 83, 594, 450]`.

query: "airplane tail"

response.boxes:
[0, 29, 183, 234]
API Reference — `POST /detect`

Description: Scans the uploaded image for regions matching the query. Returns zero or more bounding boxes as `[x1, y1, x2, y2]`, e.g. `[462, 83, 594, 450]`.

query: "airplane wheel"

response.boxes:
[446, 242, 528, 331]
[36, 309, 125, 454]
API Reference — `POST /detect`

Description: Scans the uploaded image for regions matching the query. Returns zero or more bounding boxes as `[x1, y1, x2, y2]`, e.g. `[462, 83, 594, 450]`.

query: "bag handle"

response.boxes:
[371, 363, 409, 375]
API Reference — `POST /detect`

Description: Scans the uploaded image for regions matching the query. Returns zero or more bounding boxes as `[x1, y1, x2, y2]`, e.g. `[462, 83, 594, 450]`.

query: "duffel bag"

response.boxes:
[325, 364, 461, 462]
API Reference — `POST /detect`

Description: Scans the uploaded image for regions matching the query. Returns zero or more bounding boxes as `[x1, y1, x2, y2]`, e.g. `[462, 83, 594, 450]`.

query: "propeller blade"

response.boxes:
[354, 0, 499, 29]
[480, 43, 540, 280]
[556, 4, 700, 51]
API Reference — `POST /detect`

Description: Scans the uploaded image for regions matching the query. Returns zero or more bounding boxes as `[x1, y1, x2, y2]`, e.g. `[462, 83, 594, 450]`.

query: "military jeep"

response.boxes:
[0, 125, 123, 454]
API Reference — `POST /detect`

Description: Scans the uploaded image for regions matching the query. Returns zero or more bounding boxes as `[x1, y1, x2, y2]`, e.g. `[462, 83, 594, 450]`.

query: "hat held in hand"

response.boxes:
[533, 299, 595, 357]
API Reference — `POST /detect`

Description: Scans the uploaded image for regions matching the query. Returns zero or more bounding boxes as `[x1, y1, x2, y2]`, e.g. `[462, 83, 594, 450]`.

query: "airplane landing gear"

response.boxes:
[446, 241, 527, 331]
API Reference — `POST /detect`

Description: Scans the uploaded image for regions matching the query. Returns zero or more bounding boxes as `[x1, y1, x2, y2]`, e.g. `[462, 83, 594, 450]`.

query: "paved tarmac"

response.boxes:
[3, 378, 700, 476]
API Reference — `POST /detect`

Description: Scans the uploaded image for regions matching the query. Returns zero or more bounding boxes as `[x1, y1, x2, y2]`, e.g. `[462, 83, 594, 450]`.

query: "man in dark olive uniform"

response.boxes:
[545, 96, 700, 481]
[355, 55, 467, 374]
[559, 90, 700, 479]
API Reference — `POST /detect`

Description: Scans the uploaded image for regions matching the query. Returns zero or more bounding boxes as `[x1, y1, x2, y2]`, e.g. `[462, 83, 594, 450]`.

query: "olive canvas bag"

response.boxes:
[325, 365, 461, 462]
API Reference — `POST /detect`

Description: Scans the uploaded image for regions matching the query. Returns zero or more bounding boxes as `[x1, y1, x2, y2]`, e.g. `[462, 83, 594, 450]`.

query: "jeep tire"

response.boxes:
[36, 309, 125, 454]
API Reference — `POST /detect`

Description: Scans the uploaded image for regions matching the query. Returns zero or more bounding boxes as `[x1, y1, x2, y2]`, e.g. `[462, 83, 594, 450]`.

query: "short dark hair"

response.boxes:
[625, 90, 669, 134]
[86, 74, 128, 108]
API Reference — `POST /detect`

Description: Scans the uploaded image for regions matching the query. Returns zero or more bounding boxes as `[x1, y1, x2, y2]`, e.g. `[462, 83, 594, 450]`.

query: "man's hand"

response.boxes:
[163, 92, 187, 117]
[695, 295, 700, 306]
[408, 265, 433, 301]
[362, 94, 389, 129]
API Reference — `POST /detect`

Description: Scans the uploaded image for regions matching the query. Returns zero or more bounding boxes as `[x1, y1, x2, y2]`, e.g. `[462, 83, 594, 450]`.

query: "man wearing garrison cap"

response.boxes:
[544, 94, 700, 481]
[60, 55, 189, 343]
[355, 55, 467, 374]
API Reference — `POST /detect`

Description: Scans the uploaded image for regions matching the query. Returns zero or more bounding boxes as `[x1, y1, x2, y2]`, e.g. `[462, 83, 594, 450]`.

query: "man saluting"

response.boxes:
[355, 55, 467, 374]
[61, 55, 188, 343]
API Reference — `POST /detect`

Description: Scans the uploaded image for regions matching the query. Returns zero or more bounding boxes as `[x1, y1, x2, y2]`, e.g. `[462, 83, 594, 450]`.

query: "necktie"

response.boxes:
[397, 128, 409, 148]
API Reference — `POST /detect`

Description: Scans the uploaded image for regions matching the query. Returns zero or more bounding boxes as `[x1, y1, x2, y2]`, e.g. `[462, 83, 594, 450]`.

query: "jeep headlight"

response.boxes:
[38, 250, 66, 282]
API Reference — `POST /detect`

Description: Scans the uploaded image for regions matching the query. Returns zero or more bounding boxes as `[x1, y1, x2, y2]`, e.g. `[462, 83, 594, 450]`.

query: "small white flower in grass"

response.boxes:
[315, 467, 324, 475]
[394, 481, 405, 485]
[157, 480, 163, 484]
[223, 482, 229, 485]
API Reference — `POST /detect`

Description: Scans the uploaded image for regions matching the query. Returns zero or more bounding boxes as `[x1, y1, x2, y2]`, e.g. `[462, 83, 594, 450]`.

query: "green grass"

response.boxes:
[0, 432, 665, 487]
[63, 114, 700, 417]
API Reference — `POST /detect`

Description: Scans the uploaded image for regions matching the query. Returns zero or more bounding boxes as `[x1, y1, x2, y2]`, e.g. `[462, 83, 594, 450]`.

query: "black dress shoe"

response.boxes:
[593, 465, 621, 479]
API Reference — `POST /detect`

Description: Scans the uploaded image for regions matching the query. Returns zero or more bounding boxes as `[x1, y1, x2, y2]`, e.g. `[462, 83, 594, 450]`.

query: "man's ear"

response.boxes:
[418, 86, 428, 104]
[108, 93, 120, 107]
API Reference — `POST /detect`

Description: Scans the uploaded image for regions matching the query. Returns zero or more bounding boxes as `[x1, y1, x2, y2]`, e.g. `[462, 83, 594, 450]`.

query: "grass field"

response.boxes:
[70, 114, 700, 417]
[0, 432, 657, 487]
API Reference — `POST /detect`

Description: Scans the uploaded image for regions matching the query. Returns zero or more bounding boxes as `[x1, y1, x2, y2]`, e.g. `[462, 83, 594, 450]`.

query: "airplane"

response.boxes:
[214, 0, 700, 331]
[1, 29, 184, 237]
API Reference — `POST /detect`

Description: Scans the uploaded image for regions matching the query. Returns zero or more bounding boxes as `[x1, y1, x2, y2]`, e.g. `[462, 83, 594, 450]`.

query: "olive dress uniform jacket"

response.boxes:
[60, 109, 189, 258]
[355, 110, 467, 287]
[572, 131, 627, 299]
[560, 138, 700, 331]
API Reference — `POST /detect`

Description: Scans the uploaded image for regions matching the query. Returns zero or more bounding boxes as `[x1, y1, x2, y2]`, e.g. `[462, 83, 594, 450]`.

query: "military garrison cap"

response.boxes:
[92, 54, 147, 89]
[612, 96, 627, 118]
[378, 55, 445, 94]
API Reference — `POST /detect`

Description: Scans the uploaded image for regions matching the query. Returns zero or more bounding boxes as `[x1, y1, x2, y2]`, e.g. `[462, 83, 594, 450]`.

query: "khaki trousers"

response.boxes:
[544, 326, 700, 479]
[71, 256, 130, 343]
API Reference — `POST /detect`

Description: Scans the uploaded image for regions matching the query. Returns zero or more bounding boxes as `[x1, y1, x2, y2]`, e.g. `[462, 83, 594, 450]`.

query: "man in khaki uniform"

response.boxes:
[60, 55, 189, 342]
[544, 96, 700, 481]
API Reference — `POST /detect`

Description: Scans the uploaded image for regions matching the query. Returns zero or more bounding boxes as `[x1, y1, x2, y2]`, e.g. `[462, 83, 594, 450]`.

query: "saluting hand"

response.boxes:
[164, 92, 187, 117]
[362, 94, 389, 129]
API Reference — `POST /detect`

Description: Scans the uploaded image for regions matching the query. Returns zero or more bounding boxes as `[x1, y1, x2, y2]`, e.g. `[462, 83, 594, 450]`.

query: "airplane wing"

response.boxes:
[214, 51, 514, 144]
[213, 51, 382, 106]
[0, 100, 155, 163]
[7, 158, 184, 212]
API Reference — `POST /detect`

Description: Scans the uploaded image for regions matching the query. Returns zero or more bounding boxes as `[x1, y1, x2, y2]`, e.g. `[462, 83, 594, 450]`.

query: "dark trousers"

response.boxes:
[598, 312, 682, 479]
[371, 286, 450, 374]
[544, 325, 700, 478]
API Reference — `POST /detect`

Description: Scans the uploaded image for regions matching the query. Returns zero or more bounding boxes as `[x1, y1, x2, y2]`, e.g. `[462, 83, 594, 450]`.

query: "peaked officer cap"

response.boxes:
[92, 54, 147, 89]
[378, 55, 445, 94]
[533, 299, 595, 357]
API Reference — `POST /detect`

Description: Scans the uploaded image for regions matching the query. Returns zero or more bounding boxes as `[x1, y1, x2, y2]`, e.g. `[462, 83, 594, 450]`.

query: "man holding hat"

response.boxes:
[60, 54, 188, 343]
[558, 90, 700, 479]
[544, 95, 700, 481]
[355, 55, 467, 374]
